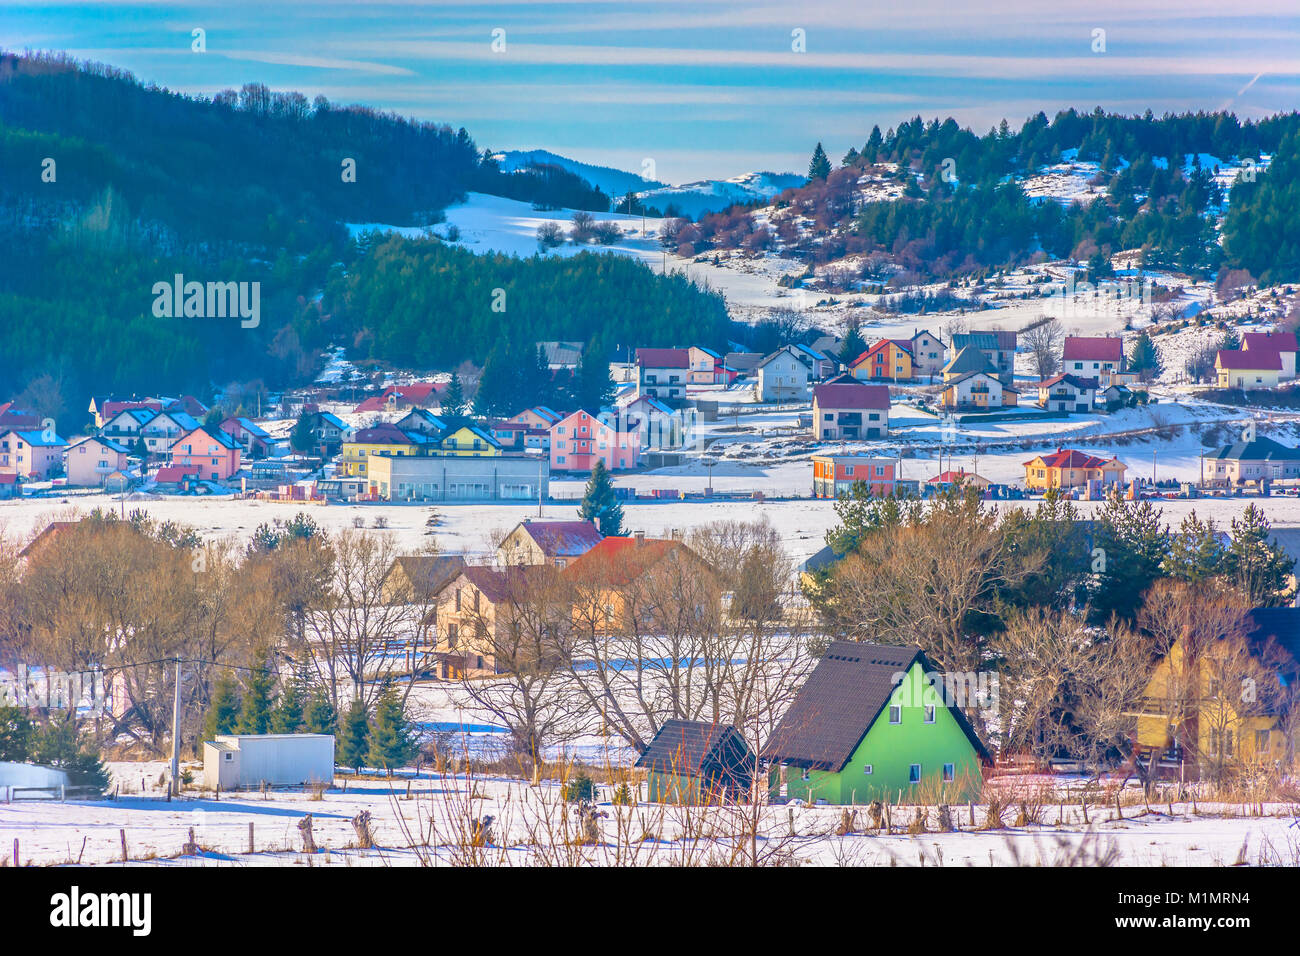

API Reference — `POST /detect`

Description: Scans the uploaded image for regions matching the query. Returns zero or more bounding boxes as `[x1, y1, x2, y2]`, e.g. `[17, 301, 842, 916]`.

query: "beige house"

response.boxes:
[496, 519, 604, 567]
[1202, 437, 1300, 488]
[1217, 350, 1281, 389]
[941, 371, 1019, 411]
[64, 436, 131, 488]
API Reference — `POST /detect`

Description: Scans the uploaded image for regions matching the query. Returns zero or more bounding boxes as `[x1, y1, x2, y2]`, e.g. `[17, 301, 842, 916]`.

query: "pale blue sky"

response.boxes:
[5, 1, 1298, 181]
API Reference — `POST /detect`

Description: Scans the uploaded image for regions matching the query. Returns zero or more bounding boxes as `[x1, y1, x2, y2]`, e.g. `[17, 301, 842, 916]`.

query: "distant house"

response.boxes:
[1202, 436, 1300, 488]
[1023, 448, 1126, 491]
[812, 378, 890, 440]
[1217, 349, 1282, 389]
[382, 554, 468, 604]
[395, 408, 449, 438]
[300, 410, 346, 456]
[622, 394, 686, 450]
[1062, 335, 1126, 382]
[762, 641, 990, 805]
[564, 534, 710, 634]
[723, 352, 764, 379]
[950, 330, 1016, 385]
[65, 436, 131, 488]
[538, 340, 585, 370]
[754, 346, 812, 402]
[0, 429, 68, 479]
[1099, 383, 1133, 409]
[1242, 331, 1298, 381]
[432, 565, 551, 678]
[354, 382, 445, 415]
[168, 426, 242, 481]
[153, 464, 201, 490]
[926, 469, 991, 492]
[550, 410, 639, 472]
[850, 339, 913, 382]
[438, 424, 502, 456]
[0, 403, 39, 431]
[497, 519, 604, 568]
[101, 407, 198, 456]
[1035, 373, 1099, 412]
[941, 370, 1019, 411]
[635, 348, 691, 401]
[634, 720, 755, 804]
[88, 397, 162, 430]
[791, 343, 837, 380]
[909, 329, 947, 380]
[0, 474, 18, 498]
[221, 417, 272, 458]
[941, 344, 999, 384]
[812, 455, 914, 498]
[493, 407, 563, 452]
[341, 424, 437, 477]
[687, 346, 723, 384]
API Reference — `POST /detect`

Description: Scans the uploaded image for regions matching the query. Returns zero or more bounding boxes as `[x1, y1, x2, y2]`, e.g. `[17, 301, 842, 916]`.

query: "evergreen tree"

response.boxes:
[572, 341, 615, 412]
[841, 146, 860, 167]
[0, 704, 32, 762]
[443, 372, 466, 419]
[1165, 510, 1226, 583]
[235, 650, 275, 735]
[838, 322, 868, 366]
[303, 688, 338, 736]
[270, 663, 308, 734]
[473, 343, 516, 418]
[367, 683, 416, 775]
[1088, 493, 1171, 622]
[289, 412, 315, 456]
[1128, 331, 1163, 383]
[131, 435, 148, 459]
[1220, 328, 1241, 351]
[31, 714, 110, 793]
[823, 480, 910, 556]
[578, 459, 624, 536]
[808, 142, 831, 181]
[201, 671, 241, 743]
[1225, 503, 1294, 605]
[337, 698, 370, 774]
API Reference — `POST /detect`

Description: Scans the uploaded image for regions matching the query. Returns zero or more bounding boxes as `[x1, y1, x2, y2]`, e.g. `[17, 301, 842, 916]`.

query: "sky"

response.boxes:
[4, 1, 1300, 183]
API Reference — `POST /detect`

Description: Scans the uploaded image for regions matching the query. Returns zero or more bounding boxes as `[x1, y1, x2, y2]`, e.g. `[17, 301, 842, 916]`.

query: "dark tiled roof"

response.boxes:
[813, 381, 890, 410]
[1204, 437, 1300, 462]
[634, 719, 753, 776]
[392, 555, 467, 598]
[761, 641, 991, 771]
[516, 519, 604, 558]
[942, 345, 998, 377]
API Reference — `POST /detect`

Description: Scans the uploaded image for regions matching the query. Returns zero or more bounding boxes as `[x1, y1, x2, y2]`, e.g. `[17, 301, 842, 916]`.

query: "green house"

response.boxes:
[762, 641, 991, 805]
[634, 719, 754, 804]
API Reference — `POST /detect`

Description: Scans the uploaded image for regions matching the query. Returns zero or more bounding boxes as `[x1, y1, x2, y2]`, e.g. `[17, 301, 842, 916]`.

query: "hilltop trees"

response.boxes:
[808, 143, 832, 181]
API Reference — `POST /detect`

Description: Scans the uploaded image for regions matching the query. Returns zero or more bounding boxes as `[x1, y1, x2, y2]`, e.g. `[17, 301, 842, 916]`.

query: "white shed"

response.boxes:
[203, 734, 335, 791]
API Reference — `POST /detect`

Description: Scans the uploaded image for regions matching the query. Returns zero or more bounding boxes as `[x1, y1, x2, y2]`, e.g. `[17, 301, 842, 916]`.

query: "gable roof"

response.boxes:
[951, 330, 1016, 351]
[175, 426, 241, 451]
[942, 345, 999, 377]
[633, 720, 753, 775]
[222, 416, 270, 439]
[1062, 335, 1124, 362]
[946, 369, 1018, 391]
[390, 554, 468, 598]
[154, 464, 201, 483]
[1025, 448, 1119, 470]
[755, 345, 807, 371]
[68, 436, 130, 455]
[0, 429, 67, 447]
[456, 565, 547, 604]
[760, 641, 991, 770]
[1217, 349, 1282, 371]
[812, 380, 890, 410]
[1037, 373, 1099, 390]
[1204, 436, 1300, 462]
[512, 520, 605, 558]
[564, 535, 694, 585]
[1242, 331, 1299, 354]
[636, 348, 690, 369]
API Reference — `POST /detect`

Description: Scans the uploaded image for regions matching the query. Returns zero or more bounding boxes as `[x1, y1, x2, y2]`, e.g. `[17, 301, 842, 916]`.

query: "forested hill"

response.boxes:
[0, 51, 609, 252]
[694, 108, 1300, 284]
[0, 53, 731, 423]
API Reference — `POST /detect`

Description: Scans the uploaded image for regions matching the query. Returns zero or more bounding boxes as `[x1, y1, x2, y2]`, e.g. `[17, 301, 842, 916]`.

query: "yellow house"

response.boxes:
[850, 339, 914, 381]
[340, 424, 433, 477]
[438, 425, 502, 457]
[1216, 349, 1281, 389]
[564, 535, 711, 634]
[1133, 608, 1299, 778]
[1022, 448, 1126, 490]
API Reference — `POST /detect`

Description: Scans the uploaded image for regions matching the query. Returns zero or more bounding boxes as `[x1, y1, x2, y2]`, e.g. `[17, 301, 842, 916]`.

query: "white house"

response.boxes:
[1036, 373, 1098, 412]
[755, 346, 812, 402]
[203, 733, 335, 791]
[909, 329, 947, 379]
[1242, 332, 1298, 381]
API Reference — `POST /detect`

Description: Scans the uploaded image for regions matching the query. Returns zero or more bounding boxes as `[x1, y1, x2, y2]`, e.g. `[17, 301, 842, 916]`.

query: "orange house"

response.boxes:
[564, 535, 712, 634]
[811, 455, 907, 498]
[850, 340, 914, 381]
[1023, 448, 1126, 491]
[169, 426, 243, 481]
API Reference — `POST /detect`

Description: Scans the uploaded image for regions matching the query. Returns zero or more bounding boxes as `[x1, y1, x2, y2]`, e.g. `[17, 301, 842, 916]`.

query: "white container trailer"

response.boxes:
[203, 734, 334, 790]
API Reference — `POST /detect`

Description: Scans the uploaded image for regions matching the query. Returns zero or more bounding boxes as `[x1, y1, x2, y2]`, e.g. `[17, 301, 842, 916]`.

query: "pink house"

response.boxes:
[65, 436, 131, 487]
[0, 429, 68, 480]
[169, 426, 242, 481]
[550, 410, 640, 472]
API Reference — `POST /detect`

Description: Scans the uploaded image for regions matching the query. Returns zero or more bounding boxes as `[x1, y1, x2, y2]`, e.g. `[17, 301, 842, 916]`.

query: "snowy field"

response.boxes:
[4, 763, 1297, 867]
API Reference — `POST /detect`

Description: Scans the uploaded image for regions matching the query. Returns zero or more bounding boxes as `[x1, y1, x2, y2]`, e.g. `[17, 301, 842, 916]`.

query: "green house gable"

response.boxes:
[762, 643, 989, 805]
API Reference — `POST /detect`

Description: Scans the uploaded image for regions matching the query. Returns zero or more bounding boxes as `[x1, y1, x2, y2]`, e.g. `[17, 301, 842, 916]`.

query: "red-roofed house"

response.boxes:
[1023, 448, 1126, 490]
[926, 469, 992, 492]
[1242, 331, 1298, 381]
[564, 534, 711, 632]
[497, 519, 604, 568]
[354, 382, 446, 414]
[849, 339, 914, 381]
[1062, 336, 1125, 377]
[1216, 349, 1282, 389]
[636, 348, 690, 401]
[0, 473, 18, 499]
[812, 379, 890, 439]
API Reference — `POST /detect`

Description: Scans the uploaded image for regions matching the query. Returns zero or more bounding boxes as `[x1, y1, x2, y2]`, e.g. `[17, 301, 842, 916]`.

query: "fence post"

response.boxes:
[12, 838, 17, 867]
[248, 822, 254, 854]
[119, 829, 128, 863]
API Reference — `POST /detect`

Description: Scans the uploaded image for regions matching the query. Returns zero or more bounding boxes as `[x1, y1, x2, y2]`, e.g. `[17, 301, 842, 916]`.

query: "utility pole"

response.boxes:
[170, 657, 182, 797]
[537, 454, 543, 518]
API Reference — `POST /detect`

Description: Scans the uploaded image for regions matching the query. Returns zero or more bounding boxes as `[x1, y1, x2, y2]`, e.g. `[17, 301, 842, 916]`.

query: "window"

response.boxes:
[943, 763, 954, 782]
[223, 752, 233, 762]
[908, 764, 921, 784]
[447, 623, 458, 648]
[924, 705, 935, 724]
[800, 768, 810, 782]
[863, 764, 873, 775]
[888, 705, 901, 724]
